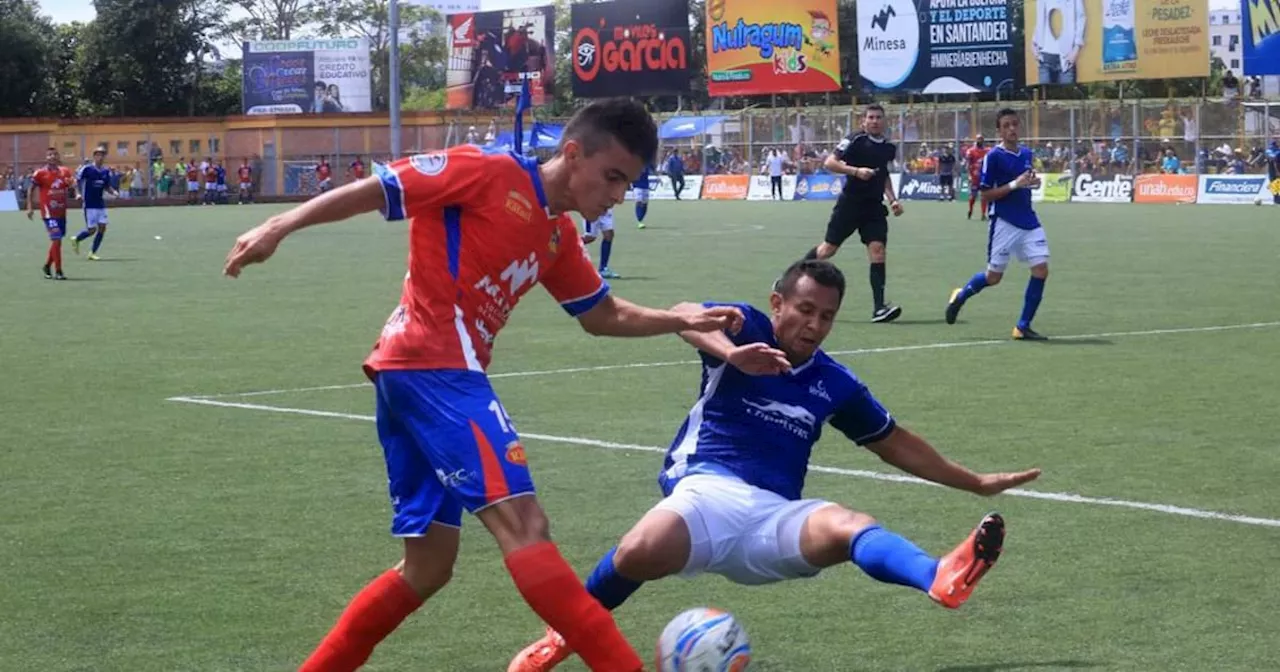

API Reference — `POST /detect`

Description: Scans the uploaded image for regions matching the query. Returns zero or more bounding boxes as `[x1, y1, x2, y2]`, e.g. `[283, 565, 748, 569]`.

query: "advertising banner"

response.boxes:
[626, 175, 704, 200]
[705, 0, 842, 96]
[794, 173, 847, 200]
[702, 175, 751, 200]
[446, 6, 555, 109]
[242, 39, 372, 115]
[1243, 0, 1280, 75]
[571, 0, 690, 97]
[896, 172, 948, 200]
[1133, 174, 1198, 203]
[1071, 173, 1135, 203]
[857, 0, 1014, 94]
[1033, 173, 1072, 202]
[1196, 174, 1272, 204]
[747, 174, 798, 200]
[1024, 0, 1208, 85]
[407, 1, 479, 11]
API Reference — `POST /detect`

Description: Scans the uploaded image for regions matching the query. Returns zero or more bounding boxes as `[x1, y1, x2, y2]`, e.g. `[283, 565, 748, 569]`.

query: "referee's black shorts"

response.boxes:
[825, 197, 888, 247]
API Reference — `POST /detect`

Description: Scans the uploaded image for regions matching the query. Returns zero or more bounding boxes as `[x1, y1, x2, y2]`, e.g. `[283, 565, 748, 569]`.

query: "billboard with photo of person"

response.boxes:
[446, 6, 556, 110]
[242, 39, 372, 114]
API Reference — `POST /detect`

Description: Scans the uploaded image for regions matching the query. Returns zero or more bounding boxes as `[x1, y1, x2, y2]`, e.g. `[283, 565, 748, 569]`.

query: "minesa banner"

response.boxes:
[857, 0, 1014, 94]
[705, 0, 842, 96]
[572, 0, 690, 97]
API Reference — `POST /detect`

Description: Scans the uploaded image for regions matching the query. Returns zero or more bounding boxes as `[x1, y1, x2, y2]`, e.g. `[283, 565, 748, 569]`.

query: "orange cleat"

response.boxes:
[508, 626, 574, 672]
[928, 512, 1005, 609]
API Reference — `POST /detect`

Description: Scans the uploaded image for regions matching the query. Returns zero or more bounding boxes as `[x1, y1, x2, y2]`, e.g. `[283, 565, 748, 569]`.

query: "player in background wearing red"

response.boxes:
[315, 157, 333, 193]
[203, 162, 219, 206]
[966, 135, 990, 220]
[237, 159, 254, 205]
[28, 147, 76, 280]
[347, 156, 366, 182]
[185, 162, 200, 205]
[223, 100, 741, 672]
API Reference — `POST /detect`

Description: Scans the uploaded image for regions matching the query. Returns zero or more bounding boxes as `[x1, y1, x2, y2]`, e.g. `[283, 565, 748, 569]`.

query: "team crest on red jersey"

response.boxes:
[410, 152, 448, 176]
[548, 227, 561, 256]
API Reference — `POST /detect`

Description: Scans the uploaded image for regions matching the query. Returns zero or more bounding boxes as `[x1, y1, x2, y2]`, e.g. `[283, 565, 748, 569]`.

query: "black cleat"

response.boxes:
[42, 264, 53, 280]
[872, 304, 903, 323]
[945, 288, 964, 325]
[1012, 326, 1048, 341]
[54, 271, 67, 281]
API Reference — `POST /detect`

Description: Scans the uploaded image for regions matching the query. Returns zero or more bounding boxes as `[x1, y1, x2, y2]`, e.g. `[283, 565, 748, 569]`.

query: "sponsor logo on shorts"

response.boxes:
[435, 468, 473, 489]
[505, 442, 527, 466]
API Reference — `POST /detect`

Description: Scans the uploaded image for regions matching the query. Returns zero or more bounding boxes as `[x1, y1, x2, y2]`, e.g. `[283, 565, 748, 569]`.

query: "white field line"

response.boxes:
[165, 395, 1280, 529]
[183, 320, 1280, 400]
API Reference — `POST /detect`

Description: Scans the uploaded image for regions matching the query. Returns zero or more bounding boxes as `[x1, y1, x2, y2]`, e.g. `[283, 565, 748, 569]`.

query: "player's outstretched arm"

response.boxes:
[223, 177, 384, 277]
[670, 302, 790, 375]
[865, 426, 1042, 496]
[576, 295, 743, 338]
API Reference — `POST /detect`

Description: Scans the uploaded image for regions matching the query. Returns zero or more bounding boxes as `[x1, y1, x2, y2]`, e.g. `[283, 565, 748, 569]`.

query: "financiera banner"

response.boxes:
[242, 39, 372, 115]
[705, 0, 842, 96]
[572, 0, 690, 98]
[1024, 0, 1208, 85]
[857, 0, 1014, 94]
[1243, 0, 1280, 76]
[446, 6, 555, 109]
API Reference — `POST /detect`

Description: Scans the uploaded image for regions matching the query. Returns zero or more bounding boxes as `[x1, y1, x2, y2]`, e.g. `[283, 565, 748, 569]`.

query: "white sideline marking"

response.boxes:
[184, 320, 1280, 400]
[166, 395, 1280, 529]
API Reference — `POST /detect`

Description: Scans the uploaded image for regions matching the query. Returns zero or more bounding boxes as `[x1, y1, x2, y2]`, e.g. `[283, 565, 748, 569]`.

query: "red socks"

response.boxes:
[46, 242, 62, 270]
[505, 542, 643, 672]
[299, 569, 424, 672]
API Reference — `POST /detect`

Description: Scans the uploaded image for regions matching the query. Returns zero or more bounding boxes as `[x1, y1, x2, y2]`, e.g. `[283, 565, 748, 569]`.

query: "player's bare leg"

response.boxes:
[509, 509, 690, 672]
[481, 494, 644, 672]
[866, 241, 901, 323]
[299, 523, 459, 672]
[798, 504, 1005, 610]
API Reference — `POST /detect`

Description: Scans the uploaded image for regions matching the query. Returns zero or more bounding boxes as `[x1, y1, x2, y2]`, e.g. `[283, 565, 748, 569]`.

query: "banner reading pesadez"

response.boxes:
[243, 39, 372, 115]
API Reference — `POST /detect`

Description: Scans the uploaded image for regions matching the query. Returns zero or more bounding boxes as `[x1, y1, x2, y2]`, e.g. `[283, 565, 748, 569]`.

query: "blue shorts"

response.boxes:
[374, 369, 534, 536]
[44, 218, 66, 240]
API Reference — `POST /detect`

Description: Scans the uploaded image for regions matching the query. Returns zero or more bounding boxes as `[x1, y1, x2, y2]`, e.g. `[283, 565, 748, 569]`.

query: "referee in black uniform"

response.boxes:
[803, 103, 904, 323]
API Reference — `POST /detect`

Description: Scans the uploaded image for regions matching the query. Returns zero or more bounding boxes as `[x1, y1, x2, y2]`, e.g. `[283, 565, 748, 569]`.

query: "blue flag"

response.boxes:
[513, 77, 532, 155]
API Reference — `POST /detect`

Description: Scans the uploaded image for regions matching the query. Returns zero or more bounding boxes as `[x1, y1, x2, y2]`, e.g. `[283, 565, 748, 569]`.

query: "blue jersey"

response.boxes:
[660, 303, 896, 501]
[979, 145, 1040, 230]
[215, 166, 227, 185]
[77, 165, 112, 209]
[632, 165, 652, 190]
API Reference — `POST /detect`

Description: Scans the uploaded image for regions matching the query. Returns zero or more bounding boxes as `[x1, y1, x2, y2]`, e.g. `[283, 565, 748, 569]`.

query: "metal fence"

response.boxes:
[3, 99, 1277, 200]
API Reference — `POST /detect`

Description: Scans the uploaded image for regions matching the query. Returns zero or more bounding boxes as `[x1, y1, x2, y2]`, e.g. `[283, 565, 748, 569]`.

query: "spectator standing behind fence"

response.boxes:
[664, 149, 685, 200]
[1032, 0, 1085, 84]
[765, 149, 789, 200]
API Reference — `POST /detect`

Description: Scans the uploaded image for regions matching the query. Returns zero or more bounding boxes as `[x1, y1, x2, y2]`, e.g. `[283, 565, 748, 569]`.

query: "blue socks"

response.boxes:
[598, 239, 613, 271]
[75, 228, 93, 243]
[92, 229, 105, 254]
[850, 525, 939, 593]
[635, 201, 648, 222]
[585, 547, 643, 610]
[957, 271, 988, 304]
[1019, 276, 1046, 330]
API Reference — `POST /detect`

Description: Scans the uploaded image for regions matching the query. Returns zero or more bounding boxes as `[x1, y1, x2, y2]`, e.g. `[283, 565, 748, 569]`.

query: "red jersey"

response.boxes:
[205, 167, 218, 184]
[186, 166, 199, 181]
[316, 163, 332, 180]
[363, 146, 608, 376]
[238, 166, 252, 183]
[350, 161, 366, 179]
[965, 146, 989, 177]
[32, 166, 74, 219]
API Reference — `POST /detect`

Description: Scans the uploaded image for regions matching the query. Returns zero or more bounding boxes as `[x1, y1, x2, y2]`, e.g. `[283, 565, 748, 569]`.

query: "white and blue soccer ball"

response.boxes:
[655, 607, 751, 672]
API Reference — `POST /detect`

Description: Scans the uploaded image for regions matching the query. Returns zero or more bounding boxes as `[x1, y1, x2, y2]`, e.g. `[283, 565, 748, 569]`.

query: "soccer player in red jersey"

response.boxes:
[315, 157, 333, 193]
[237, 159, 254, 204]
[223, 100, 741, 672]
[965, 135, 990, 220]
[347, 156, 366, 181]
[203, 162, 219, 206]
[185, 162, 200, 205]
[28, 147, 75, 280]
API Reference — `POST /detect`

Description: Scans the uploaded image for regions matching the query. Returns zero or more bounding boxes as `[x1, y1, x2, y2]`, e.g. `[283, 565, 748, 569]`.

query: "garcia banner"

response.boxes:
[446, 6, 555, 109]
[705, 0, 842, 96]
[572, 0, 689, 97]
[1243, 0, 1280, 75]
[242, 39, 372, 115]
[857, 0, 1014, 94]
[1024, 0, 1208, 85]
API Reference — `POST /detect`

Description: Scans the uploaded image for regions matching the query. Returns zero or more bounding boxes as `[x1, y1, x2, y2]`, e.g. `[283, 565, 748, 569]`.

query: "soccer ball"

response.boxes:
[1255, 197, 1264, 206]
[655, 607, 751, 672]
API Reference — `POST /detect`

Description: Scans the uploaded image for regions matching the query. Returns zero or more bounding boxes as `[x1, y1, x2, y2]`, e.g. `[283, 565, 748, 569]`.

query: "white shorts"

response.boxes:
[987, 218, 1050, 272]
[585, 209, 614, 236]
[187, 181, 199, 192]
[318, 178, 333, 191]
[633, 188, 649, 202]
[84, 208, 108, 227]
[239, 182, 252, 191]
[653, 473, 829, 586]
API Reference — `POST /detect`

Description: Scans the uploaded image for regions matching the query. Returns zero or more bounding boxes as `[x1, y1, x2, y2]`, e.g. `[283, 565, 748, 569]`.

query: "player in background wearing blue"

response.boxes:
[945, 108, 1050, 341]
[72, 147, 117, 261]
[582, 208, 621, 279]
[509, 260, 1042, 672]
[214, 160, 228, 204]
[632, 163, 650, 229]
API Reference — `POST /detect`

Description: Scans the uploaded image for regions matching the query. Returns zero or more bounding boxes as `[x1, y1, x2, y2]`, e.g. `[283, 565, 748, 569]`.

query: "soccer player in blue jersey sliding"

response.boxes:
[72, 147, 117, 261]
[945, 108, 1050, 340]
[508, 259, 1042, 672]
